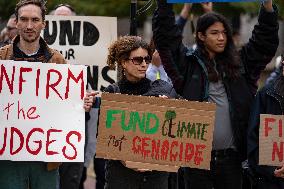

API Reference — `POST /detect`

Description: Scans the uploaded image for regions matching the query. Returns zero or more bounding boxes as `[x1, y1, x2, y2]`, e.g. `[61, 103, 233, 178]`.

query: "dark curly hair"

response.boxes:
[107, 36, 152, 70]
[196, 12, 240, 81]
[15, 0, 47, 21]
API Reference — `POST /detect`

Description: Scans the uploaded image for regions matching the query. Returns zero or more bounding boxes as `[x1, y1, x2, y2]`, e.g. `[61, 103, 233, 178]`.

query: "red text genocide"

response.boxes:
[132, 136, 206, 166]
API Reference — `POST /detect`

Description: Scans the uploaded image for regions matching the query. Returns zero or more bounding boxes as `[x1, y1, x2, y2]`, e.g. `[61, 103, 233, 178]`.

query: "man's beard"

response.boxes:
[22, 33, 40, 43]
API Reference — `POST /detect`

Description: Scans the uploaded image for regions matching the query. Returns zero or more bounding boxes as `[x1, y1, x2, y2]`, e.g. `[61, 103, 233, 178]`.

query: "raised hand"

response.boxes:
[274, 165, 284, 178]
[180, 3, 192, 19]
[201, 2, 213, 13]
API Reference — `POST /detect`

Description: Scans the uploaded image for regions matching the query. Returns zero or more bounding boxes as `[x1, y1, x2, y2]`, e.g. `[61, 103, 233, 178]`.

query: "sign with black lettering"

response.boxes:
[43, 16, 117, 91]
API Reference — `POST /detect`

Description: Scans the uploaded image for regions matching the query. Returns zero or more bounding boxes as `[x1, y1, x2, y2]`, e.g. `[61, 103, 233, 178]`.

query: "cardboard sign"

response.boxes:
[168, 0, 256, 2]
[43, 16, 117, 91]
[96, 93, 216, 171]
[259, 114, 284, 166]
[0, 60, 86, 162]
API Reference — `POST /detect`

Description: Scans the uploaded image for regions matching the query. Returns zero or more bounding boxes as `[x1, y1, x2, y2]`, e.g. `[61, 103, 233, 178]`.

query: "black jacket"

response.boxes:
[105, 78, 179, 98]
[153, 2, 279, 160]
[248, 81, 284, 186]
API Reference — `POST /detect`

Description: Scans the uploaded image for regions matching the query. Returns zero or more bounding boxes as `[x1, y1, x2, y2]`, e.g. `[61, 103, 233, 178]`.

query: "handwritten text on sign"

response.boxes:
[259, 114, 284, 166]
[0, 60, 86, 162]
[96, 93, 216, 171]
[43, 16, 117, 92]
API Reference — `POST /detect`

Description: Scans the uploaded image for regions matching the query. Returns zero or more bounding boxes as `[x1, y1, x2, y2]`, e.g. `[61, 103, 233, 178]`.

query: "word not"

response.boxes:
[108, 135, 127, 151]
[0, 64, 85, 100]
[132, 136, 206, 165]
[44, 21, 99, 46]
[106, 110, 159, 134]
[0, 127, 82, 160]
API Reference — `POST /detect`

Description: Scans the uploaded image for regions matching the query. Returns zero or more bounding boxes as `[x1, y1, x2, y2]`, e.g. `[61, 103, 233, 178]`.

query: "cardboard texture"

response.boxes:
[96, 93, 216, 171]
[259, 114, 284, 166]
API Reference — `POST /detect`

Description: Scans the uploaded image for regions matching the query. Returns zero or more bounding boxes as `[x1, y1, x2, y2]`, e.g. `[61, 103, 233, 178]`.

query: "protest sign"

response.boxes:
[43, 16, 117, 92]
[96, 93, 216, 171]
[259, 114, 284, 166]
[0, 60, 86, 162]
[168, 0, 256, 2]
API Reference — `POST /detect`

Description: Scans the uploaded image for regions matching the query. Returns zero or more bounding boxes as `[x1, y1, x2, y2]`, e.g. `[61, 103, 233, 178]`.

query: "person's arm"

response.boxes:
[240, 0, 279, 95]
[153, 0, 187, 93]
[176, 3, 192, 31]
[158, 65, 173, 85]
[146, 63, 160, 81]
[180, 3, 192, 19]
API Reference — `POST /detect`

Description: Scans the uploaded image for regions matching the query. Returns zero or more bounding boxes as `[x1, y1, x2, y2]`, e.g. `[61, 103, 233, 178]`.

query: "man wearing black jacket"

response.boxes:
[153, 0, 279, 188]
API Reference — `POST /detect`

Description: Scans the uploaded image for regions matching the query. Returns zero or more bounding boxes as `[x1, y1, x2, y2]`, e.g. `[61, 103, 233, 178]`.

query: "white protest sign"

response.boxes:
[0, 60, 86, 162]
[43, 16, 117, 91]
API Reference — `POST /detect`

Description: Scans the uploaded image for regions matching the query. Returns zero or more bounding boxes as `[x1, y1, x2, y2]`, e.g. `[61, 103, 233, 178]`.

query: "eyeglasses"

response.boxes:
[128, 56, 151, 65]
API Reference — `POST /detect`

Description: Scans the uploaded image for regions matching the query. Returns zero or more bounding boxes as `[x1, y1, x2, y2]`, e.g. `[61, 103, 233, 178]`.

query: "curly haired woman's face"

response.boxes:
[122, 47, 149, 82]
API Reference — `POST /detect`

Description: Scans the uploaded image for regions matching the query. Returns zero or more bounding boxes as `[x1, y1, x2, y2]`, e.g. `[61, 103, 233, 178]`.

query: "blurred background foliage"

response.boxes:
[0, 0, 283, 20]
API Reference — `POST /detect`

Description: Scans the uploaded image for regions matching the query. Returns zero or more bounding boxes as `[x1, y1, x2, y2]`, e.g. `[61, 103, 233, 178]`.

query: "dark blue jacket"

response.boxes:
[153, 1, 279, 160]
[248, 81, 284, 186]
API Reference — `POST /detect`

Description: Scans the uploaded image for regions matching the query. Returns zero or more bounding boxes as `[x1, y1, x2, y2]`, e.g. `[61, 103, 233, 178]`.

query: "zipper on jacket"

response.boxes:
[267, 89, 284, 114]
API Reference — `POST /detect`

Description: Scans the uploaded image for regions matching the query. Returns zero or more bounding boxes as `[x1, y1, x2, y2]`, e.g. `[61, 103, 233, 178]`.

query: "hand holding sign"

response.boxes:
[83, 91, 99, 112]
[274, 166, 284, 178]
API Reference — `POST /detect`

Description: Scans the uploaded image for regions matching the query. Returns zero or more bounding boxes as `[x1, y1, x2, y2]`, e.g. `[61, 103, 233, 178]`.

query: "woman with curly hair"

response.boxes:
[102, 35, 177, 189]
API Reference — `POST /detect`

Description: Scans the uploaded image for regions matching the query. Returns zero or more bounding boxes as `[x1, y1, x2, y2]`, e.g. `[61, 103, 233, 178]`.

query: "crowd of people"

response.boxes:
[0, 0, 283, 189]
